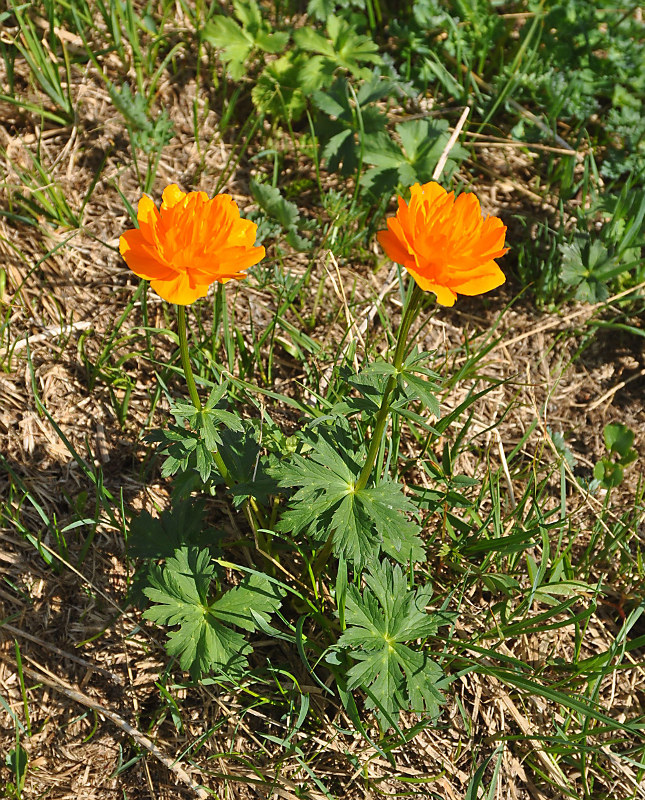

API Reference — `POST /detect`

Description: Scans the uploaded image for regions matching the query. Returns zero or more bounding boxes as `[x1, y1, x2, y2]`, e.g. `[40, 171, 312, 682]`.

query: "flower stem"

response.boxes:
[177, 305, 231, 483]
[354, 281, 423, 492]
[177, 304, 202, 412]
[177, 304, 268, 550]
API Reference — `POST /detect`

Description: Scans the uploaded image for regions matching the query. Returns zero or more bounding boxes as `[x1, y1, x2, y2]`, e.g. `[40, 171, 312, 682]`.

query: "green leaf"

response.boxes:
[210, 573, 284, 632]
[296, 13, 383, 79]
[147, 424, 199, 478]
[5, 744, 28, 790]
[274, 425, 424, 566]
[145, 546, 213, 610]
[298, 55, 336, 93]
[338, 562, 451, 728]
[359, 482, 425, 564]
[335, 360, 392, 416]
[361, 131, 406, 170]
[252, 53, 308, 122]
[362, 119, 467, 196]
[254, 29, 290, 54]
[220, 427, 278, 506]
[286, 227, 314, 252]
[399, 351, 441, 416]
[273, 425, 367, 563]
[128, 498, 212, 559]
[251, 180, 300, 229]
[202, 16, 253, 80]
[549, 428, 576, 468]
[560, 234, 625, 303]
[293, 26, 336, 59]
[143, 548, 282, 678]
[313, 77, 388, 175]
[396, 118, 467, 180]
[108, 83, 152, 133]
[593, 458, 624, 489]
[232, 0, 262, 33]
[603, 423, 636, 462]
[321, 128, 354, 173]
[399, 373, 441, 416]
[326, 15, 381, 76]
[312, 86, 347, 118]
[306, 0, 336, 22]
[195, 440, 212, 482]
[352, 352, 440, 417]
[203, 0, 289, 78]
[158, 384, 242, 484]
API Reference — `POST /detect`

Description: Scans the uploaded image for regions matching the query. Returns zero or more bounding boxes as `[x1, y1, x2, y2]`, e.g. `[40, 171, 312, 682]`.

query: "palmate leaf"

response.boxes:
[559, 234, 628, 303]
[344, 352, 440, 418]
[360, 482, 425, 563]
[150, 383, 243, 485]
[128, 498, 212, 560]
[172, 382, 243, 447]
[220, 427, 278, 507]
[294, 15, 381, 80]
[252, 54, 309, 122]
[338, 562, 452, 728]
[273, 425, 424, 567]
[202, 16, 253, 80]
[127, 499, 224, 608]
[144, 547, 283, 678]
[146, 424, 198, 478]
[306, 0, 336, 20]
[211, 574, 284, 631]
[203, 0, 289, 80]
[313, 77, 389, 175]
[362, 119, 467, 196]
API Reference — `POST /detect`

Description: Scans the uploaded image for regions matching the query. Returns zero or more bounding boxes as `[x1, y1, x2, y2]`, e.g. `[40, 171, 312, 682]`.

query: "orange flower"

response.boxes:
[377, 182, 508, 306]
[119, 184, 265, 305]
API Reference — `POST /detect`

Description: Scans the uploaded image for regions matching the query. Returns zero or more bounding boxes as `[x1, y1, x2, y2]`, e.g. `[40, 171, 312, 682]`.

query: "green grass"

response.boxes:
[0, 0, 643, 798]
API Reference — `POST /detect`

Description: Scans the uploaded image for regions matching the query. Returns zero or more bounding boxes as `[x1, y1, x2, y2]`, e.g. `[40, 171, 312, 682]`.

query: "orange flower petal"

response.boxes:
[150, 272, 209, 305]
[405, 266, 458, 306]
[451, 262, 506, 295]
[120, 185, 265, 305]
[161, 184, 187, 210]
[376, 227, 411, 269]
[136, 195, 161, 246]
[378, 181, 507, 304]
[119, 229, 176, 281]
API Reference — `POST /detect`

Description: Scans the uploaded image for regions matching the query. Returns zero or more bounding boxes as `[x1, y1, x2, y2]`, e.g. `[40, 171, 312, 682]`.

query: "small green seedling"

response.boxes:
[594, 423, 638, 489]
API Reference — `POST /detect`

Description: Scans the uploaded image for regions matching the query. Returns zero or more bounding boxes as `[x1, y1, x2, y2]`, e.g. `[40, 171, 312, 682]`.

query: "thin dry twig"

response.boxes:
[0, 622, 125, 685]
[0, 656, 211, 800]
[0, 320, 92, 358]
[587, 366, 645, 412]
[433, 105, 471, 180]
[487, 279, 645, 356]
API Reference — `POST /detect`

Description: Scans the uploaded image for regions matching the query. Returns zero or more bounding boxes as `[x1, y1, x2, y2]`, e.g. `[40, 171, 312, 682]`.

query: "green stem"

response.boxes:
[311, 533, 336, 581]
[177, 305, 231, 485]
[355, 281, 423, 491]
[177, 304, 202, 412]
[177, 305, 268, 550]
